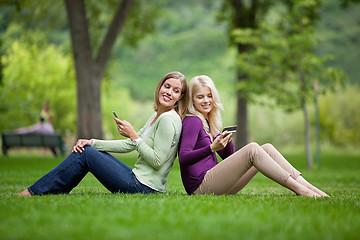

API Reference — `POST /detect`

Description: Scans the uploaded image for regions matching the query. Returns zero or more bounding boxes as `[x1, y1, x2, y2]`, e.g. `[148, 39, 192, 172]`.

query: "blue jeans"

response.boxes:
[28, 146, 156, 195]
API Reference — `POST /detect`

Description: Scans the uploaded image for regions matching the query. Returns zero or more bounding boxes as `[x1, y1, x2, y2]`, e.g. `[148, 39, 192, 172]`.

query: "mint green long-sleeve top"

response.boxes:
[92, 110, 182, 192]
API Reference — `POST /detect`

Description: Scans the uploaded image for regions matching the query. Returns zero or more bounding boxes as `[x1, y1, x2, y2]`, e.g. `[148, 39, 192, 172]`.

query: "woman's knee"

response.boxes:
[80, 146, 102, 161]
[82, 146, 105, 166]
[261, 143, 274, 152]
[83, 146, 97, 154]
[245, 142, 261, 150]
[244, 142, 259, 147]
[233, 142, 262, 160]
[243, 142, 262, 157]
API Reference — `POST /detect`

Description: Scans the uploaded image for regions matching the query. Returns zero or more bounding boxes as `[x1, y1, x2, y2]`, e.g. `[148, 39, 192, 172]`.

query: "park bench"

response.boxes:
[1, 132, 66, 156]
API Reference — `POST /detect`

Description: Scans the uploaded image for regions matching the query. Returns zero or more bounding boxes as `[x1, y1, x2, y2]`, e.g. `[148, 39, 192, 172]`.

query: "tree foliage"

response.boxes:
[318, 85, 360, 146]
[0, 0, 160, 139]
[315, 0, 360, 85]
[0, 38, 142, 140]
[232, 1, 346, 110]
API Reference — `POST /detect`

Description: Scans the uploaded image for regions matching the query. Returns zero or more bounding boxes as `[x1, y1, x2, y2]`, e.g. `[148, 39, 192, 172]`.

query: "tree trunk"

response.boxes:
[300, 71, 313, 170]
[235, 88, 248, 149]
[231, 0, 258, 149]
[302, 96, 313, 170]
[313, 81, 321, 168]
[65, 0, 102, 139]
[64, 0, 134, 139]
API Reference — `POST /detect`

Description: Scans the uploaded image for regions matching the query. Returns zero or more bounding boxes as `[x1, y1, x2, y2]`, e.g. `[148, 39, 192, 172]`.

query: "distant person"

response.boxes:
[178, 75, 329, 197]
[40, 101, 53, 125]
[18, 71, 188, 197]
[15, 102, 55, 135]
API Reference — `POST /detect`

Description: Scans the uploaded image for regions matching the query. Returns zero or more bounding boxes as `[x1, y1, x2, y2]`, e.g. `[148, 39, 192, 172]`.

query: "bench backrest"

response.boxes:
[2, 133, 63, 147]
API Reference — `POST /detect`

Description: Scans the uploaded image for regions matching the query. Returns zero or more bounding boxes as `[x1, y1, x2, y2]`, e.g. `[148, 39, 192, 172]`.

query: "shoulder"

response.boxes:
[182, 115, 203, 129]
[183, 115, 202, 124]
[157, 110, 182, 127]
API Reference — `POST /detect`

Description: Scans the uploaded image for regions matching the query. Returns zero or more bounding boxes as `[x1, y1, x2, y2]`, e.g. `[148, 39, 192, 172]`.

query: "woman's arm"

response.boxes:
[217, 139, 235, 159]
[92, 114, 154, 153]
[136, 114, 179, 170]
[178, 117, 213, 166]
[72, 138, 135, 154]
[92, 139, 135, 153]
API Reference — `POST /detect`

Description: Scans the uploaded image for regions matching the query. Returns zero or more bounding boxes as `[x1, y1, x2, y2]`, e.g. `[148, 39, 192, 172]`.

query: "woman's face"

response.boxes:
[158, 78, 183, 110]
[193, 86, 213, 118]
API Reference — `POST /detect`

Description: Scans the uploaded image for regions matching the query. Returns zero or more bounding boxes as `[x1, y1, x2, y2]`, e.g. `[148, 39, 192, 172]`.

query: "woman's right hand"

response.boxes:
[72, 139, 93, 153]
[113, 117, 139, 140]
[210, 132, 232, 152]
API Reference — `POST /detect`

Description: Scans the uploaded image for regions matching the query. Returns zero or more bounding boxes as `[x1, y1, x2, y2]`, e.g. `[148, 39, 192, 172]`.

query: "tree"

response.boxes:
[232, 0, 346, 168]
[64, 0, 134, 139]
[218, 0, 273, 150]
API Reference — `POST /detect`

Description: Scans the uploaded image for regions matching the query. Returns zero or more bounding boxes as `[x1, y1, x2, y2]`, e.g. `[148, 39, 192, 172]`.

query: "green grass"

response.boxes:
[0, 151, 359, 240]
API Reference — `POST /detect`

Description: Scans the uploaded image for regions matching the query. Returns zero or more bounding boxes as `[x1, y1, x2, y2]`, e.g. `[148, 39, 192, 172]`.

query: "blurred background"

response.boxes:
[0, 0, 359, 159]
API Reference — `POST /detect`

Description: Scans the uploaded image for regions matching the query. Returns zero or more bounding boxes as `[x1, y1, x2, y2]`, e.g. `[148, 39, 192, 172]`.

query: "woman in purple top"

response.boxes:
[178, 75, 329, 197]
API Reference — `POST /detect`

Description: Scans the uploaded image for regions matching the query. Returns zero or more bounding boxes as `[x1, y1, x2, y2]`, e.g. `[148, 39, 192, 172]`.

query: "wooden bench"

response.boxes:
[1, 132, 66, 156]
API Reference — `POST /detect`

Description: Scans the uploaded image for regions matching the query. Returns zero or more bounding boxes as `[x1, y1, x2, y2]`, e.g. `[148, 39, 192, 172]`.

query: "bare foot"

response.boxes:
[18, 189, 32, 197]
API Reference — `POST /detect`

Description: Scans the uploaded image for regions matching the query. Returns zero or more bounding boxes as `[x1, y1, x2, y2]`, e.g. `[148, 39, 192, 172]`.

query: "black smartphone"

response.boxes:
[222, 125, 237, 136]
[112, 110, 118, 118]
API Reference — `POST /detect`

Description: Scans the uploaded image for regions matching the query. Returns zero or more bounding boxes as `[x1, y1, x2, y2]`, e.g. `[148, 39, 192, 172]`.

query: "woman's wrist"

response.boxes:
[129, 134, 140, 141]
[210, 143, 216, 152]
[131, 137, 142, 146]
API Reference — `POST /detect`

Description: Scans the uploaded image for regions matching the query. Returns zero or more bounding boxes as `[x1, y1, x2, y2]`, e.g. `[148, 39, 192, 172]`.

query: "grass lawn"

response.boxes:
[0, 150, 359, 240]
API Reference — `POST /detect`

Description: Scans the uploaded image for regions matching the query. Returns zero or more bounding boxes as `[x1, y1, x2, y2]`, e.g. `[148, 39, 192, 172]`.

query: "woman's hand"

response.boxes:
[113, 117, 139, 140]
[210, 132, 232, 153]
[72, 139, 93, 153]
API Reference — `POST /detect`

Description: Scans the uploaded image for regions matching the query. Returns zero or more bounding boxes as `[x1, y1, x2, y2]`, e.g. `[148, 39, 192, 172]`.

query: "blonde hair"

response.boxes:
[153, 71, 188, 119]
[186, 75, 223, 137]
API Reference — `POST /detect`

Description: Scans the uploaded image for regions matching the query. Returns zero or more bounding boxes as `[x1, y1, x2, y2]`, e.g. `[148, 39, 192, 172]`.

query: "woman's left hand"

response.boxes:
[72, 139, 93, 153]
[113, 117, 139, 140]
[210, 132, 232, 152]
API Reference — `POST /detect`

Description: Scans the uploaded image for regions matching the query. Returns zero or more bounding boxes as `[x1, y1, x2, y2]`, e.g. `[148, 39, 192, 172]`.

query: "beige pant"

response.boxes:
[194, 142, 301, 195]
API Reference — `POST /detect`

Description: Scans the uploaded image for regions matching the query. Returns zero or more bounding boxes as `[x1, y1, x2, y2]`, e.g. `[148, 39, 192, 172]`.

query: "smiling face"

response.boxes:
[193, 86, 213, 118]
[158, 78, 183, 111]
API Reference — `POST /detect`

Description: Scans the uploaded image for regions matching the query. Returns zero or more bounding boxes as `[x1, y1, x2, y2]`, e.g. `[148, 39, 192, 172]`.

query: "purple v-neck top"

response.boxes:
[178, 116, 234, 194]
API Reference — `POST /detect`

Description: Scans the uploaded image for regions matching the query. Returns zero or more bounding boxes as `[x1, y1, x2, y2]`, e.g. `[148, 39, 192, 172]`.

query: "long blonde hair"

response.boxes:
[186, 75, 223, 137]
[153, 71, 188, 119]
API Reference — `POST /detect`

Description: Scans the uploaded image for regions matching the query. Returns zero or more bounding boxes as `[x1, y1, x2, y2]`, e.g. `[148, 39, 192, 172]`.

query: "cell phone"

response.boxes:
[222, 125, 237, 136]
[112, 110, 118, 118]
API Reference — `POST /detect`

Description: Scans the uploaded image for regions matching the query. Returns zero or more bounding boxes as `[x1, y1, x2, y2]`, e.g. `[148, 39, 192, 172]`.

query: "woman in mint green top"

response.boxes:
[19, 71, 188, 196]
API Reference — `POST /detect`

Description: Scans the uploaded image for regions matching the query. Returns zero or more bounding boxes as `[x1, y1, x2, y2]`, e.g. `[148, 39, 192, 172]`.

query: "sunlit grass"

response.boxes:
[0, 151, 359, 240]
